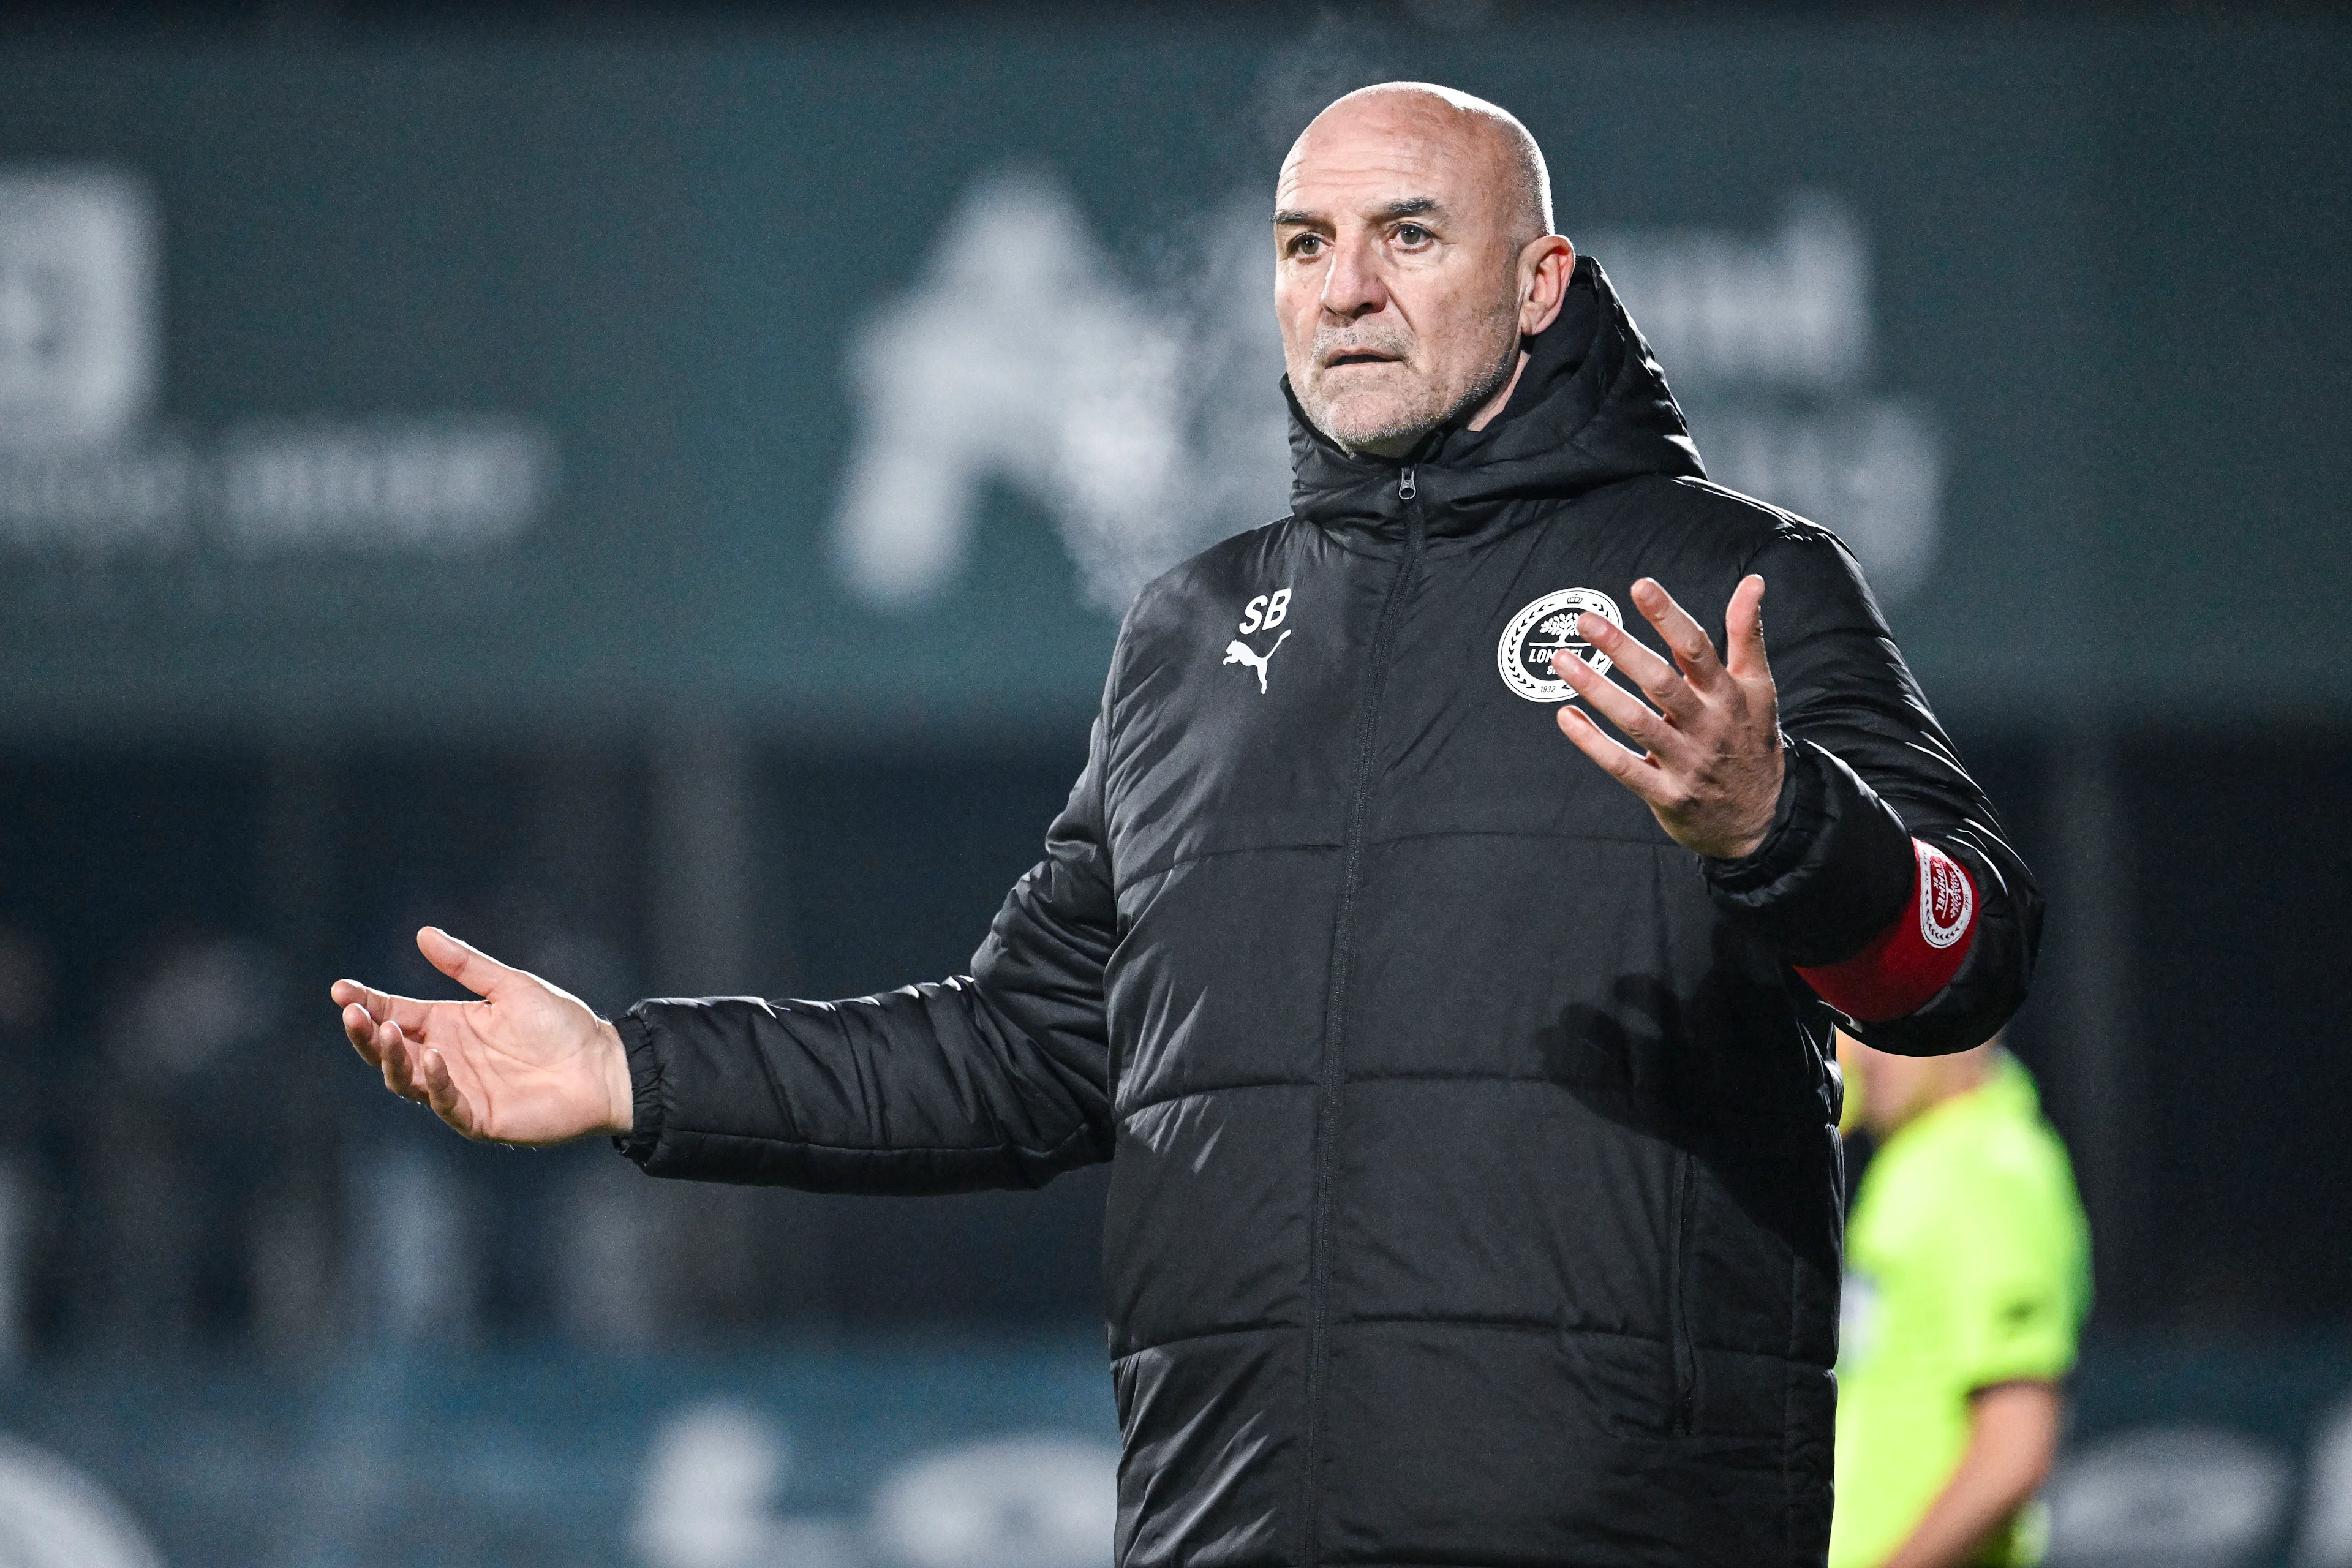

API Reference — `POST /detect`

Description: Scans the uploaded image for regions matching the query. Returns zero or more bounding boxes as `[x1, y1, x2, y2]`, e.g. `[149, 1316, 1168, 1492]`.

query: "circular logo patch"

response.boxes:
[1497, 589, 1622, 703]
[1919, 844, 1975, 949]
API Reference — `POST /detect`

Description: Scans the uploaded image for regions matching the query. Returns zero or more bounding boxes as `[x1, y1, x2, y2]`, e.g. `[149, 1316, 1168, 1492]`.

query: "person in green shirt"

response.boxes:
[1830, 1031, 2092, 1568]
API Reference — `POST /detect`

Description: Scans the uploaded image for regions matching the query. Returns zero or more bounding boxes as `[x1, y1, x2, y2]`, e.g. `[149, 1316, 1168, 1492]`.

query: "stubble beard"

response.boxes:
[1298, 307, 1523, 457]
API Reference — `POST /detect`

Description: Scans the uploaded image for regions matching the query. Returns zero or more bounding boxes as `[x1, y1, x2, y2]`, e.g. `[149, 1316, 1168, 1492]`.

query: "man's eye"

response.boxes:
[1289, 234, 1325, 257]
[1395, 224, 1431, 246]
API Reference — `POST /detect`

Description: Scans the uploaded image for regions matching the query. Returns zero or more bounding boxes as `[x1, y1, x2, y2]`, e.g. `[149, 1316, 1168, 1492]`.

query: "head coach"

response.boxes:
[334, 83, 2041, 1568]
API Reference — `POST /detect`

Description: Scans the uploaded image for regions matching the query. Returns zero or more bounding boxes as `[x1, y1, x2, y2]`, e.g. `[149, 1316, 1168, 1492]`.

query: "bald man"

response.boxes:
[335, 85, 2040, 1566]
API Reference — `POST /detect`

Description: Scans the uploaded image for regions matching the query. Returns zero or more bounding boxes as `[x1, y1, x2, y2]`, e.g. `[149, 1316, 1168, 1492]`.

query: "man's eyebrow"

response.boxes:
[1273, 195, 1444, 228]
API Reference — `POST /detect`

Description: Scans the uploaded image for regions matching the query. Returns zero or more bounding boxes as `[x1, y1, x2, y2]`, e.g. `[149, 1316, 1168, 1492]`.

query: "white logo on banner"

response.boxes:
[835, 179, 1943, 617]
[832, 172, 1287, 616]
[2045, 1425, 2290, 1567]
[633, 1403, 862, 1568]
[872, 1438, 1118, 1568]
[1585, 194, 1945, 603]
[0, 171, 154, 450]
[633, 1402, 1117, 1568]
[0, 1433, 165, 1568]
[0, 165, 554, 557]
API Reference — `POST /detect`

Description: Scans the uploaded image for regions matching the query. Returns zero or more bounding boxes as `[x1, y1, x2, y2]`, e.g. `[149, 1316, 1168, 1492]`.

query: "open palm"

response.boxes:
[332, 927, 632, 1145]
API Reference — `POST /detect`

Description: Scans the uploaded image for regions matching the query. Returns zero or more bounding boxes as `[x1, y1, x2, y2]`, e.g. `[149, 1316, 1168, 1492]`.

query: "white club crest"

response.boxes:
[1918, 843, 1975, 949]
[1497, 589, 1622, 703]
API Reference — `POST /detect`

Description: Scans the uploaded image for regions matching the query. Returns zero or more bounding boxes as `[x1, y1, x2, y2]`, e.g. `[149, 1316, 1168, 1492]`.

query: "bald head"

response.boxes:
[1296, 83, 1553, 249]
[1273, 83, 1574, 456]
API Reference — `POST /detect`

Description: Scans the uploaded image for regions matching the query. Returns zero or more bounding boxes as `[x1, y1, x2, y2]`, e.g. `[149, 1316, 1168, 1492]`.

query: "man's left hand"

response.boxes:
[1551, 575, 1784, 860]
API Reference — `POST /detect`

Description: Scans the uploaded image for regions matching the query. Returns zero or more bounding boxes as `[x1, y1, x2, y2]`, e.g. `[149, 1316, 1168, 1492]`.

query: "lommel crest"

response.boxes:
[1498, 589, 1622, 703]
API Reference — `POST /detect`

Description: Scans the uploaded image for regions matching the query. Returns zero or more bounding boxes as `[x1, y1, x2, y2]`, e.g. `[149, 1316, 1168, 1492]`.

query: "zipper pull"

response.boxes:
[1398, 466, 1417, 502]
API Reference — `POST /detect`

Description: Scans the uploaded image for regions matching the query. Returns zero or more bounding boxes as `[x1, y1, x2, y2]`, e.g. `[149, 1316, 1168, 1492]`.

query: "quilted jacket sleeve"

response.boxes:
[1702, 518, 2043, 1056]
[611, 712, 1120, 1193]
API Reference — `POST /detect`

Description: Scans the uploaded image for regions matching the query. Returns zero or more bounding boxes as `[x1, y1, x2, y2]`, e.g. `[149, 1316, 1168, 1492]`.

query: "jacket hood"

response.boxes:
[1284, 255, 1705, 540]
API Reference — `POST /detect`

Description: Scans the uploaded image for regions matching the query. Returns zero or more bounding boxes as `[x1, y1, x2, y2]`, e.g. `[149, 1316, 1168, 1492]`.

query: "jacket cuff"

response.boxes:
[1702, 738, 1915, 968]
[611, 1008, 666, 1167]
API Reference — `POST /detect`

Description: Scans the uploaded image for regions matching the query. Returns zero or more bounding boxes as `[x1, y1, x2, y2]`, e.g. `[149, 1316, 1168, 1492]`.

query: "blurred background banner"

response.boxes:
[3, 1343, 2352, 1567]
[0, 4, 2342, 1566]
[0, 13, 2336, 739]
[0, 1340, 1123, 1568]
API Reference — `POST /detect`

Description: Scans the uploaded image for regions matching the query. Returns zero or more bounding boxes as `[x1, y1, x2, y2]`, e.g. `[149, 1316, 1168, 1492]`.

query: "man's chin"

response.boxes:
[1311, 394, 1439, 455]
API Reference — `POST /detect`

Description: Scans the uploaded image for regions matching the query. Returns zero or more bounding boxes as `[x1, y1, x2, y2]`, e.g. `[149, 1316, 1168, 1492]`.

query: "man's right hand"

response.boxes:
[332, 927, 633, 1145]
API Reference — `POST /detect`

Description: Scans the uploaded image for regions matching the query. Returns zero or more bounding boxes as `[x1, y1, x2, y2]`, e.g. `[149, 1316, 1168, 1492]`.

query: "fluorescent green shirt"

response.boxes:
[1830, 1055, 2090, 1568]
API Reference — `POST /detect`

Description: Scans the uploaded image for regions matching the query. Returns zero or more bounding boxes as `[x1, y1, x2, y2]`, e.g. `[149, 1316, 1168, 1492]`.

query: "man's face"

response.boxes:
[1274, 97, 1531, 457]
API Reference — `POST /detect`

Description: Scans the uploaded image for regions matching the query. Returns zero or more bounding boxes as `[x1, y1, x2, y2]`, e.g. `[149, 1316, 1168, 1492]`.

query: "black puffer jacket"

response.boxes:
[616, 259, 2040, 1567]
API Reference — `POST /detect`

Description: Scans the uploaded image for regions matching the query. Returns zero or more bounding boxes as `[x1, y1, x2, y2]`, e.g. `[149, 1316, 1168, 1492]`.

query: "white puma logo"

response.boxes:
[1222, 630, 1291, 693]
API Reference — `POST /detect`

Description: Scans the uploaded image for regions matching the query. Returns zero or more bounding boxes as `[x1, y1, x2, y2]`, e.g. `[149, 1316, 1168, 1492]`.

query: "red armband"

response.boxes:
[1794, 839, 1977, 1023]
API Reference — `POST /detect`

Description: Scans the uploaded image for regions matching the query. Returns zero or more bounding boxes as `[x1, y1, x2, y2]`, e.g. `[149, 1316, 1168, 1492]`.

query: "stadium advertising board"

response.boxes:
[0, 22, 2332, 739]
[0, 1341, 2345, 1567]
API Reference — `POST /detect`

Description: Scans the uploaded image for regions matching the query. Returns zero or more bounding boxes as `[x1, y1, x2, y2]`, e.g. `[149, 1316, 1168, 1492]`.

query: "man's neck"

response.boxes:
[1464, 345, 1531, 433]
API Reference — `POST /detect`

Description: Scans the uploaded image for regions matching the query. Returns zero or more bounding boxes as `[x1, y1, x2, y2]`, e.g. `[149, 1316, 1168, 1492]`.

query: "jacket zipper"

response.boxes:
[1667, 1148, 1697, 1434]
[1297, 466, 1425, 1567]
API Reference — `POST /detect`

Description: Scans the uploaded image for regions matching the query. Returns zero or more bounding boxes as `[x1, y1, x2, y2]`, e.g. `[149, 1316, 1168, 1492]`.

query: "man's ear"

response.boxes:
[1518, 235, 1575, 336]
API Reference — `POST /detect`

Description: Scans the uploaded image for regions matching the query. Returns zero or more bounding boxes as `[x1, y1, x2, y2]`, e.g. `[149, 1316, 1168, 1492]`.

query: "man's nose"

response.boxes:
[1319, 236, 1387, 320]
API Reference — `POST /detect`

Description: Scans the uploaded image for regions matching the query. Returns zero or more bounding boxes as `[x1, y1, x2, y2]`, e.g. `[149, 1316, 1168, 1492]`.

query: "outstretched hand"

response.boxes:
[1551, 575, 1784, 861]
[332, 927, 632, 1145]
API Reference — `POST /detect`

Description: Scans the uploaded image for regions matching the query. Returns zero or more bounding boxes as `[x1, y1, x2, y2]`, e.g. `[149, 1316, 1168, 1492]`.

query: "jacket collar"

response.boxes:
[1283, 256, 1705, 543]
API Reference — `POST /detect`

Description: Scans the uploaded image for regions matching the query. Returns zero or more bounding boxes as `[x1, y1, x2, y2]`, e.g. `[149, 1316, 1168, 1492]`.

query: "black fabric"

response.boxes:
[1703, 739, 1918, 969]
[617, 258, 2041, 1566]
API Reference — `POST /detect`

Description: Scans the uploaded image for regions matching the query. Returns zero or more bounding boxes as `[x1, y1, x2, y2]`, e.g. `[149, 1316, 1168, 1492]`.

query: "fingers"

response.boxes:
[336, 983, 443, 1109]
[1724, 575, 1769, 681]
[1553, 644, 1676, 755]
[330, 978, 435, 1035]
[363, 1016, 426, 1103]
[382, 1020, 417, 1097]
[341, 1000, 380, 1063]
[1572, 606, 1695, 726]
[340, 998, 473, 1130]
[1569, 581, 1717, 728]
[420, 1049, 481, 1139]
[1553, 576, 1779, 857]
[340, 1001, 412, 1088]
[417, 927, 521, 1001]
[337, 997, 426, 1106]
[1554, 704, 1664, 801]
[1554, 576, 1756, 745]
[1629, 578, 1728, 688]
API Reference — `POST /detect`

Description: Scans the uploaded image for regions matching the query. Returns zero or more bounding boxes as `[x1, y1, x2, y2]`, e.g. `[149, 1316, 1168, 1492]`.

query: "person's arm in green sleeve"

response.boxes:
[1876, 1380, 2061, 1568]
